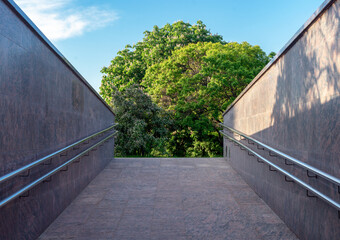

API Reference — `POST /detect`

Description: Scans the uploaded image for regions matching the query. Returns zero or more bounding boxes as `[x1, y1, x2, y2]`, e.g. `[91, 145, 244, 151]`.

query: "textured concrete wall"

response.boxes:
[223, 1, 339, 239]
[0, 1, 115, 239]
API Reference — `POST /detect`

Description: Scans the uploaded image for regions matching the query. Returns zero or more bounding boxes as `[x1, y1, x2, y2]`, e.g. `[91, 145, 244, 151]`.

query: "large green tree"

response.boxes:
[100, 20, 274, 157]
[143, 42, 273, 156]
[100, 20, 224, 103]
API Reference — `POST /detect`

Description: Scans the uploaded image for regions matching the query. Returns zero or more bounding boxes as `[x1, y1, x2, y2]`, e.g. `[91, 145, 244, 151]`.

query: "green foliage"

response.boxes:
[111, 84, 171, 157]
[100, 20, 224, 103]
[143, 42, 272, 156]
[268, 51, 276, 60]
[100, 20, 273, 157]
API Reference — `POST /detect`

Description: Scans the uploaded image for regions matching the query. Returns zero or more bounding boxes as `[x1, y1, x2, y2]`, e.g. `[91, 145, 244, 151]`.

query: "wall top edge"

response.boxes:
[222, 0, 335, 117]
[3, 0, 115, 116]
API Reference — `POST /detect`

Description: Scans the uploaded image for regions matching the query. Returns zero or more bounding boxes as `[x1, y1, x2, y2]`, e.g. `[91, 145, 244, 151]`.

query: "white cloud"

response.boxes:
[15, 0, 118, 41]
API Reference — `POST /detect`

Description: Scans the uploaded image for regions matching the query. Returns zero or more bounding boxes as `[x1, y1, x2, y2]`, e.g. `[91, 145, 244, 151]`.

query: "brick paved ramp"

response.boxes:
[39, 158, 298, 240]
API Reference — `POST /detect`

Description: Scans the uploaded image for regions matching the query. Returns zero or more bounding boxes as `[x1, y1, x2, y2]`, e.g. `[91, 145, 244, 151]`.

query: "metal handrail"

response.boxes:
[219, 123, 340, 186]
[0, 131, 117, 208]
[0, 124, 117, 184]
[220, 130, 340, 211]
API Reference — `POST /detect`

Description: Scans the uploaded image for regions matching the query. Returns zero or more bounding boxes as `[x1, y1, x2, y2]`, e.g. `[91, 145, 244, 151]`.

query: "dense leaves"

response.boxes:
[100, 21, 224, 103]
[100, 21, 274, 157]
[143, 42, 272, 156]
[111, 85, 171, 157]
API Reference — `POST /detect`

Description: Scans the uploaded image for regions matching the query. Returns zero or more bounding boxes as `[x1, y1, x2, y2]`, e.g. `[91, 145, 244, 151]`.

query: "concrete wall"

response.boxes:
[223, 0, 339, 239]
[0, 1, 115, 239]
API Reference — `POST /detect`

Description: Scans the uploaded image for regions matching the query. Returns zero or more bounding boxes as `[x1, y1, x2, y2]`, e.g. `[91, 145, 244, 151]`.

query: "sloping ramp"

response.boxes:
[39, 158, 297, 240]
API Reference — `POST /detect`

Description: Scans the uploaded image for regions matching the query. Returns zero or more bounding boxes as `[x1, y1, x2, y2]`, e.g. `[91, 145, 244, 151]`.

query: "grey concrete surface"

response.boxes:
[39, 158, 298, 240]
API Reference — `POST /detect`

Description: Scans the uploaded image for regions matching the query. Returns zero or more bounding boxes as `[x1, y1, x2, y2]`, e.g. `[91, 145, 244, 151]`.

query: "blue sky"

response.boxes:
[15, 0, 324, 92]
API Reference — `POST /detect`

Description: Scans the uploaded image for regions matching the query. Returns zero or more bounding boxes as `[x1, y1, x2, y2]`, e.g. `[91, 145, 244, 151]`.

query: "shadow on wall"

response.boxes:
[259, 96, 339, 175]
[268, 3, 339, 175]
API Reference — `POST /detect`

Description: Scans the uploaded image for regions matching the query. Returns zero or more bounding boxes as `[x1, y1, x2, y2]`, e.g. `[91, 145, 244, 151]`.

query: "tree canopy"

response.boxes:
[100, 21, 224, 102]
[143, 42, 272, 156]
[100, 20, 274, 157]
